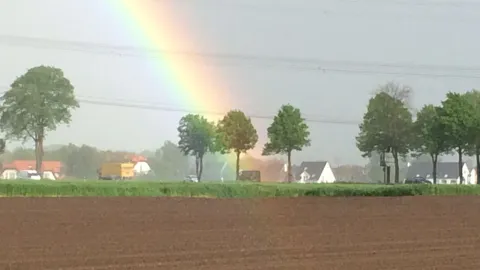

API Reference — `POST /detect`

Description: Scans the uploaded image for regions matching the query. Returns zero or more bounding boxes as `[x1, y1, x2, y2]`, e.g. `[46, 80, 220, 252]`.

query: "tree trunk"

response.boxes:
[34, 137, 44, 175]
[458, 146, 463, 184]
[431, 154, 438, 184]
[287, 150, 292, 183]
[393, 151, 399, 183]
[476, 147, 480, 185]
[198, 155, 203, 181]
[195, 155, 199, 180]
[235, 150, 240, 181]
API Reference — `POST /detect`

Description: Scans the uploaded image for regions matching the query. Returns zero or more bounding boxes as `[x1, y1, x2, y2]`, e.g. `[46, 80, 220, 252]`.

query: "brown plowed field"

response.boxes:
[1, 196, 480, 269]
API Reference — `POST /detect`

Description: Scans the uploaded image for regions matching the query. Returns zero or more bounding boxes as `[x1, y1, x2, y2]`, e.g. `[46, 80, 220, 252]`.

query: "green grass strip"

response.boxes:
[1, 180, 480, 198]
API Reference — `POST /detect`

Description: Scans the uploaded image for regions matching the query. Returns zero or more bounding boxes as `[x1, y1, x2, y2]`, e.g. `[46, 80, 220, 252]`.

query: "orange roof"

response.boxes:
[2, 160, 63, 173]
[131, 155, 147, 162]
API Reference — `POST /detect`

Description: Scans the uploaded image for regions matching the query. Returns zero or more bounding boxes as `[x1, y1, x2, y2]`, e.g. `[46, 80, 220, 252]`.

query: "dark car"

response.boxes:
[404, 177, 432, 184]
[238, 170, 261, 182]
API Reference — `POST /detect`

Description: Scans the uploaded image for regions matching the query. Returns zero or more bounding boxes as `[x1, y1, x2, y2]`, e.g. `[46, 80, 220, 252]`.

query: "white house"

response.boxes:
[133, 161, 151, 175]
[469, 168, 478, 185]
[406, 162, 470, 184]
[295, 161, 336, 183]
[129, 155, 151, 176]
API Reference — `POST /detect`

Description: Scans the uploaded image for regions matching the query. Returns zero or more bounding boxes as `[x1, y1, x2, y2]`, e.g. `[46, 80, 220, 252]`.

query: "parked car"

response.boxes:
[17, 170, 42, 180]
[238, 170, 261, 182]
[184, 175, 199, 183]
[404, 177, 432, 184]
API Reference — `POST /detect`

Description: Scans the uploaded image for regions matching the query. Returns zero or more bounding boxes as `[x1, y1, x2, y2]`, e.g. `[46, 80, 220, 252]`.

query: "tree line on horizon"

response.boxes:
[0, 142, 287, 181]
[357, 81, 480, 184]
[5, 65, 478, 184]
[0, 65, 312, 181]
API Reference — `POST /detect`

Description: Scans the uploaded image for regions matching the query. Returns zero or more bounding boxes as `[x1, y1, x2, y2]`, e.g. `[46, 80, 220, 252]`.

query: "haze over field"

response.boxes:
[1, 0, 479, 165]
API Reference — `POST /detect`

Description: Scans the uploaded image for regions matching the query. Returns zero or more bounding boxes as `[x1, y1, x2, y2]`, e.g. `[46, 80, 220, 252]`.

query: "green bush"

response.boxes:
[0, 180, 479, 198]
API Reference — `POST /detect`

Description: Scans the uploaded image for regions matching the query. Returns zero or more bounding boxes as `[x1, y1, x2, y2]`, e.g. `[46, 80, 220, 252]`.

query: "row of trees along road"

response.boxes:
[177, 105, 311, 181]
[0, 65, 312, 181]
[357, 81, 480, 184]
[0, 66, 79, 173]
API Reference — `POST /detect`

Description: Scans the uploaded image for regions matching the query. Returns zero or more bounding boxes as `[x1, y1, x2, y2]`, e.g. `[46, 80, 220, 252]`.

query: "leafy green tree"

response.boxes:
[0, 66, 79, 173]
[217, 110, 258, 180]
[440, 92, 475, 184]
[463, 89, 480, 184]
[177, 114, 217, 181]
[356, 82, 413, 183]
[412, 105, 449, 184]
[262, 104, 310, 182]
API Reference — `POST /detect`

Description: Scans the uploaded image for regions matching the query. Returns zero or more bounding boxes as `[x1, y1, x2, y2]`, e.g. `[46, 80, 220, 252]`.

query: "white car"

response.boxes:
[184, 175, 199, 183]
[17, 170, 42, 180]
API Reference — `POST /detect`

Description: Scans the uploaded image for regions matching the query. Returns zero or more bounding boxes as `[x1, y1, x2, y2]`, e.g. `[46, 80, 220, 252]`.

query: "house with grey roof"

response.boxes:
[405, 162, 471, 184]
[295, 161, 336, 183]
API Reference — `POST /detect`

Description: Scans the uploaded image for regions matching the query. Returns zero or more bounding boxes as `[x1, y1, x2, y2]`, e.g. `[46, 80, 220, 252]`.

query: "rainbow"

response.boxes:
[106, 0, 231, 116]
[105, 0, 266, 177]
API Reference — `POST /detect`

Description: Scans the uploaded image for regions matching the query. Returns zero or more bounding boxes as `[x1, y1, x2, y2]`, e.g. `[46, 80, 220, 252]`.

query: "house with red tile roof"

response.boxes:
[1, 160, 64, 180]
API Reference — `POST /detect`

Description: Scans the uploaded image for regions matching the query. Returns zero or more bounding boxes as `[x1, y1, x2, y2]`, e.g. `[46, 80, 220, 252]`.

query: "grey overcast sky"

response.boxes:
[1, 0, 480, 165]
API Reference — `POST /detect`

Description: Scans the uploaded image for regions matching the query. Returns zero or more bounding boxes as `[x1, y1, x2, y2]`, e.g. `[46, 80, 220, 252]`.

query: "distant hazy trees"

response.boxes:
[150, 141, 190, 181]
[0, 66, 79, 173]
[357, 80, 480, 184]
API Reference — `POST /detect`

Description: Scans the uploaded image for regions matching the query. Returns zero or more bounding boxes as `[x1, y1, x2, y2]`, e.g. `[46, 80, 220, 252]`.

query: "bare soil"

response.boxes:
[1, 196, 480, 269]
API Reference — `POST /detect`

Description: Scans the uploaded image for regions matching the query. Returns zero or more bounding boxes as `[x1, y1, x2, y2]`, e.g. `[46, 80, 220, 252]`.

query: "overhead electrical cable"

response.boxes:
[0, 87, 360, 126]
[2, 35, 480, 79]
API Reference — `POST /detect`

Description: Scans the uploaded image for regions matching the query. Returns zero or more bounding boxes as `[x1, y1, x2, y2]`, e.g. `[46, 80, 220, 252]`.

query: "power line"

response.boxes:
[339, 0, 480, 7]
[0, 86, 361, 125]
[174, 0, 480, 23]
[2, 34, 478, 71]
[175, 0, 480, 9]
[77, 97, 361, 126]
[2, 35, 480, 79]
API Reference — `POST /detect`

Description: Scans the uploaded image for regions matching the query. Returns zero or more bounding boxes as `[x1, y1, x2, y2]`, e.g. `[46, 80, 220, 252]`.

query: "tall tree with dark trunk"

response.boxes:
[177, 114, 218, 181]
[356, 82, 413, 183]
[411, 105, 450, 184]
[441, 92, 475, 184]
[216, 110, 258, 180]
[0, 66, 79, 174]
[262, 104, 310, 182]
